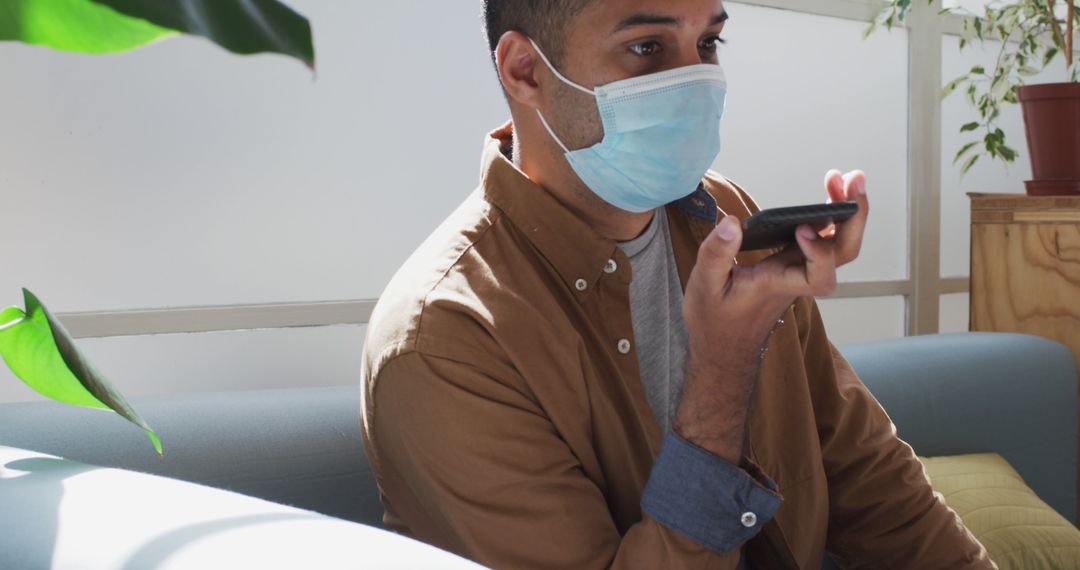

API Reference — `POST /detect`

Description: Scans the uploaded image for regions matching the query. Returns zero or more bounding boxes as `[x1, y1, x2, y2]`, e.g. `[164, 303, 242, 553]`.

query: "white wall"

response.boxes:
[0, 326, 367, 404]
[720, 3, 911, 345]
[719, 4, 910, 283]
[938, 34, 1068, 333]
[819, 296, 907, 345]
[939, 293, 971, 334]
[1, 2, 917, 402]
[0, 0, 508, 313]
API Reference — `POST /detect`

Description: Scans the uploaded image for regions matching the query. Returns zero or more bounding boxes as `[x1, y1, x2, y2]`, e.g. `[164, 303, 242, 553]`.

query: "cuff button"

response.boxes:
[740, 512, 758, 528]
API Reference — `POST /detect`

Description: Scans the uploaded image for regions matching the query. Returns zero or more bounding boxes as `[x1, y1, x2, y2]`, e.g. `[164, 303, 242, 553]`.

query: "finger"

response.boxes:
[791, 224, 838, 296]
[810, 219, 836, 239]
[751, 227, 837, 298]
[824, 169, 845, 204]
[835, 170, 869, 265]
[761, 244, 807, 269]
[693, 215, 743, 294]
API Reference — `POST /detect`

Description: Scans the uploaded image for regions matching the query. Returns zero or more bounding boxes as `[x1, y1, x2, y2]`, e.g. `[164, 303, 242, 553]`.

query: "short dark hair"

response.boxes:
[483, 0, 595, 67]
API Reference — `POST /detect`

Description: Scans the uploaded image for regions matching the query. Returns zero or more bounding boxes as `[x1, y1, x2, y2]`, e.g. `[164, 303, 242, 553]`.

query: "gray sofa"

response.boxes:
[0, 332, 1075, 568]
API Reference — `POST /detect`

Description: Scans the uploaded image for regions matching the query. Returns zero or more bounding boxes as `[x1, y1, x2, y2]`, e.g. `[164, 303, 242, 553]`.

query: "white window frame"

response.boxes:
[57, 0, 1016, 339]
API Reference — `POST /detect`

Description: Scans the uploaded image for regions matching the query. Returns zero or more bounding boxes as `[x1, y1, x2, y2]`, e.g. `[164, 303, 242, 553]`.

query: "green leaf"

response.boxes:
[941, 77, 966, 99]
[0, 307, 26, 333]
[984, 129, 997, 153]
[1043, 48, 1060, 68]
[991, 76, 1011, 99]
[862, 22, 875, 39]
[0, 0, 176, 53]
[960, 121, 980, 132]
[95, 0, 314, 67]
[960, 154, 980, 175]
[0, 289, 162, 455]
[999, 144, 1018, 162]
[0, 0, 314, 68]
[954, 141, 979, 164]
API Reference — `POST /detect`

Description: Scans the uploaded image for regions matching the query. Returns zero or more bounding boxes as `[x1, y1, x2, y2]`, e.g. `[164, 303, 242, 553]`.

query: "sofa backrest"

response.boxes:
[842, 332, 1078, 523]
[0, 332, 1075, 527]
[0, 386, 384, 526]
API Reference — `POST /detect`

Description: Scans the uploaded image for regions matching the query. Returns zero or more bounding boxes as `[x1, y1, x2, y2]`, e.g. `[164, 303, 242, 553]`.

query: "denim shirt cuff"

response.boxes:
[641, 432, 783, 554]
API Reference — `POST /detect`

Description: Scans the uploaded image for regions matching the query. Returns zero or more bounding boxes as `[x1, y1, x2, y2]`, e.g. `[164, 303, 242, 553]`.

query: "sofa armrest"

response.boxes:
[0, 446, 477, 569]
[0, 386, 382, 526]
[838, 332, 1078, 523]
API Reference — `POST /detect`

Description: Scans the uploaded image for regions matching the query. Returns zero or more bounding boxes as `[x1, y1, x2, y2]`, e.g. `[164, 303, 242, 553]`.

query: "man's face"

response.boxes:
[563, 0, 727, 85]
[541, 0, 728, 150]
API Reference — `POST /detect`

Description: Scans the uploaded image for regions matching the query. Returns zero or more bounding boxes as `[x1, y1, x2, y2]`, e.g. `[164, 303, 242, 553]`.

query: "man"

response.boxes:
[360, 0, 995, 568]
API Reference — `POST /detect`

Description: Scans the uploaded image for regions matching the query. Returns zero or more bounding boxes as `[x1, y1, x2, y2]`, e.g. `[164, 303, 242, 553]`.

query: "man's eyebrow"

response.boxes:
[611, 13, 682, 35]
[610, 11, 730, 35]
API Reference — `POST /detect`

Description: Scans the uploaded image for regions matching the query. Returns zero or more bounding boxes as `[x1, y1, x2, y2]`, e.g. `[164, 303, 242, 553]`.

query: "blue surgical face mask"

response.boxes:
[530, 39, 728, 213]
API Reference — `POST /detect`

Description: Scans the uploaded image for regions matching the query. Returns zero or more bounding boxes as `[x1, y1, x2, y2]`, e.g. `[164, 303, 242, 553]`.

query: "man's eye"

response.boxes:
[629, 41, 662, 57]
[699, 36, 727, 53]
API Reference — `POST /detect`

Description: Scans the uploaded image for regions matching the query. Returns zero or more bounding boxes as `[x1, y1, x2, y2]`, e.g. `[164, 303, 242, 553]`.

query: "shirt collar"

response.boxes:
[480, 123, 720, 298]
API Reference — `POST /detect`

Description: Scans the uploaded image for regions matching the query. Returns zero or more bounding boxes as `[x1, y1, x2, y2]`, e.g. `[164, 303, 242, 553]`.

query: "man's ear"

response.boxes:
[496, 31, 544, 109]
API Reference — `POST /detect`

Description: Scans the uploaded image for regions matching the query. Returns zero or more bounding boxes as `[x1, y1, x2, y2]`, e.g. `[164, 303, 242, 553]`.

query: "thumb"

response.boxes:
[694, 215, 742, 290]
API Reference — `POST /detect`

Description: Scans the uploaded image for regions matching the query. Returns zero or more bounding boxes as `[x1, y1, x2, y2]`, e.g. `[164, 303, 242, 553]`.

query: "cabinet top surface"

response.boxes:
[968, 193, 1080, 211]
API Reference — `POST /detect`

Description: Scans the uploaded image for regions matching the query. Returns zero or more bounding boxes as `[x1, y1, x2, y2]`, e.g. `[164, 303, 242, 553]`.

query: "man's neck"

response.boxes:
[509, 131, 655, 243]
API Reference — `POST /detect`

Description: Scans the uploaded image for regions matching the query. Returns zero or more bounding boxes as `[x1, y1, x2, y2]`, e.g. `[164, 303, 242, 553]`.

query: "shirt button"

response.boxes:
[604, 259, 618, 274]
[740, 512, 758, 528]
[575, 279, 588, 292]
[617, 339, 632, 354]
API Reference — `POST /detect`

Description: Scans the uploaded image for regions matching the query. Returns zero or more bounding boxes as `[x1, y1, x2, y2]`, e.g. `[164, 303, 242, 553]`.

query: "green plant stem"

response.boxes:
[1048, 0, 1067, 52]
[1049, 0, 1077, 70]
[992, 17, 1017, 92]
[1068, 1, 1074, 69]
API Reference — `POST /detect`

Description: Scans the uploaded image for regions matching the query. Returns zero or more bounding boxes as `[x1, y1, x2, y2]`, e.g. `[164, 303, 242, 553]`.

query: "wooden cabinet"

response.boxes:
[969, 193, 1080, 360]
[969, 193, 1080, 518]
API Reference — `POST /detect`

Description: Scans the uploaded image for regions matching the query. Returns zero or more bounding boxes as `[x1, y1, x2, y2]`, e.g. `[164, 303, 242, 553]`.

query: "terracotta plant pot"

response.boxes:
[1018, 82, 1080, 196]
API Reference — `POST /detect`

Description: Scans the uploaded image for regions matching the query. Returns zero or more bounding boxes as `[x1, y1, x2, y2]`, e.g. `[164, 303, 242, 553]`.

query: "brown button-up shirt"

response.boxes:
[360, 124, 994, 569]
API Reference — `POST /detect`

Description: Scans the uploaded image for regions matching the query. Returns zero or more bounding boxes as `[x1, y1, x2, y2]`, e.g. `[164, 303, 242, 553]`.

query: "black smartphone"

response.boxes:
[739, 201, 859, 252]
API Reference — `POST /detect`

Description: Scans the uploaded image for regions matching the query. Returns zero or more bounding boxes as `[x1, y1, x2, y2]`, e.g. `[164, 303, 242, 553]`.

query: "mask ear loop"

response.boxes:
[527, 38, 595, 155]
[528, 39, 595, 96]
[536, 110, 571, 154]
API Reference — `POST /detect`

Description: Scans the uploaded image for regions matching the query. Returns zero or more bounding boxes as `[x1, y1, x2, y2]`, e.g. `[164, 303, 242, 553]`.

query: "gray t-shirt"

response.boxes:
[615, 208, 689, 433]
[617, 209, 754, 569]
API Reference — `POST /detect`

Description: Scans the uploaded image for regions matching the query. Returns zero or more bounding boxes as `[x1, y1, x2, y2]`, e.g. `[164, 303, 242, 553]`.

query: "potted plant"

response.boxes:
[871, 0, 1079, 195]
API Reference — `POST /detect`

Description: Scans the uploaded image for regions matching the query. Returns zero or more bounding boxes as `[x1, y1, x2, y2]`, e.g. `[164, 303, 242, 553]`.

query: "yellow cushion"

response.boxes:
[919, 453, 1080, 570]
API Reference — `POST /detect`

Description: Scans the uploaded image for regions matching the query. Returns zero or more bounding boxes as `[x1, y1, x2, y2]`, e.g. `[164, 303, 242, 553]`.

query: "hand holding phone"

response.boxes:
[678, 171, 867, 469]
[739, 201, 859, 252]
